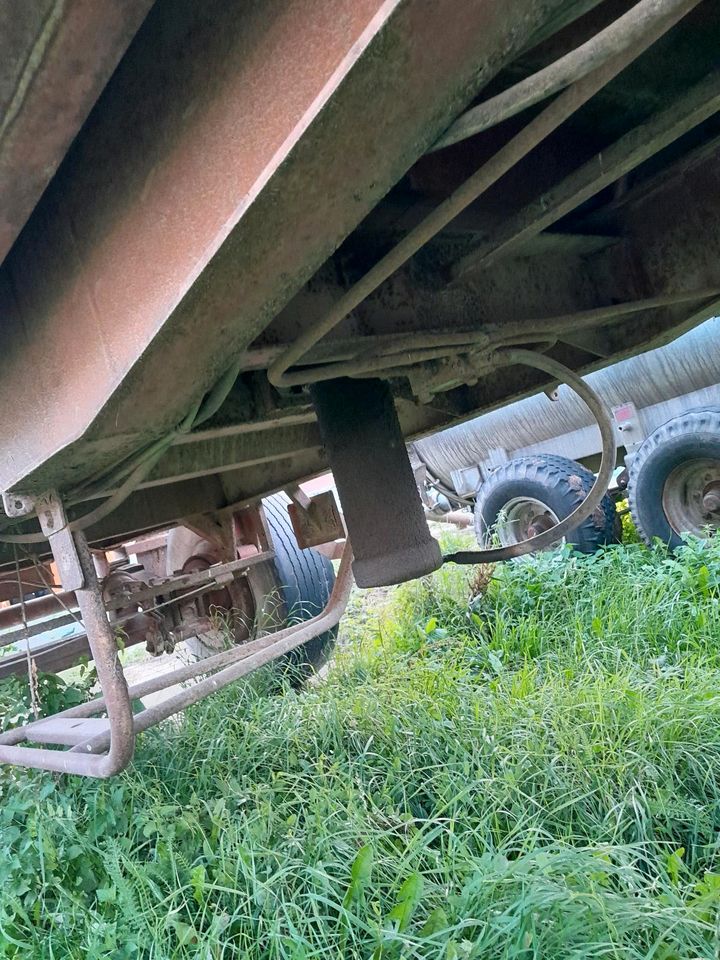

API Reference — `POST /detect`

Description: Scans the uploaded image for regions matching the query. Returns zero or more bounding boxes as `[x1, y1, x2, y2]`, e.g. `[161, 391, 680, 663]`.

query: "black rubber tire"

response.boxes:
[627, 407, 720, 547]
[261, 493, 337, 675]
[474, 454, 616, 555]
[166, 493, 336, 676]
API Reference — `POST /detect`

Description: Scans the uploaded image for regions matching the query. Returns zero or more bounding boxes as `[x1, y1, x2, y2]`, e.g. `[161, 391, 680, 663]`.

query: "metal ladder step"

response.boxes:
[27, 717, 110, 747]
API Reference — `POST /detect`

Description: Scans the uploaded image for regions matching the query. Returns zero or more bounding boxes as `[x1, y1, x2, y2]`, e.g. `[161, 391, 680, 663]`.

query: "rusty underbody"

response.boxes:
[0, 0, 718, 560]
[0, 0, 719, 774]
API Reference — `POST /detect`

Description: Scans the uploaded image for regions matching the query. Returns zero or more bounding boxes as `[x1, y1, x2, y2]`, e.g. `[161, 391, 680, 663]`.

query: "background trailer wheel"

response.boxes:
[474, 454, 616, 555]
[166, 494, 337, 676]
[628, 408, 720, 547]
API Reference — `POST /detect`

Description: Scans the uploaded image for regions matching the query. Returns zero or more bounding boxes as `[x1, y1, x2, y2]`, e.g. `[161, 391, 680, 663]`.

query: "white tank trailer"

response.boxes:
[414, 317, 720, 552]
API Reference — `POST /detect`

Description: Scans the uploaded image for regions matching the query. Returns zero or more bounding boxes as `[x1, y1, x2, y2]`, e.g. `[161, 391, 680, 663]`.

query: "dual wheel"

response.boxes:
[474, 409, 720, 553]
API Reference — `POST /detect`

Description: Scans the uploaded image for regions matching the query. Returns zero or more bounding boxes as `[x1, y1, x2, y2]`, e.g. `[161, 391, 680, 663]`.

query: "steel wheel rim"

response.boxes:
[662, 458, 720, 536]
[493, 496, 561, 547]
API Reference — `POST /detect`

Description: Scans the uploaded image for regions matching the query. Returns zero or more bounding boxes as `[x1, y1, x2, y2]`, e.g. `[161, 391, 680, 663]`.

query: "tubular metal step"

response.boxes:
[25, 718, 110, 747]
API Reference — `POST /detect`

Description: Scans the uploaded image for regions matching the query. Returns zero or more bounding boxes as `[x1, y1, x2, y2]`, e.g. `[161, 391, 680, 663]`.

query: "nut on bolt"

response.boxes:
[2, 491, 37, 518]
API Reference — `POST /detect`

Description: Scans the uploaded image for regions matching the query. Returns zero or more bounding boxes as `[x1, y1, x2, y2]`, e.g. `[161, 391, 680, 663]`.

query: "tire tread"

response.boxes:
[627, 407, 720, 545]
[474, 454, 616, 553]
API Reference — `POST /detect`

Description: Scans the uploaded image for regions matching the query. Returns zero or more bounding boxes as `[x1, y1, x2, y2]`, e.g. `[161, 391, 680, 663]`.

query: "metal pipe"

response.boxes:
[12, 546, 38, 719]
[443, 349, 616, 564]
[282, 344, 478, 386]
[0, 541, 354, 758]
[267, 5, 693, 391]
[0, 359, 241, 546]
[0, 533, 135, 777]
[240, 287, 718, 377]
[0, 610, 80, 651]
[0, 542, 354, 768]
[0, 589, 77, 631]
[0, 433, 179, 545]
[6, 628, 296, 727]
[430, 0, 701, 151]
[0, 615, 151, 683]
[454, 67, 720, 278]
[270, 287, 720, 387]
[425, 510, 473, 529]
[505, 289, 720, 337]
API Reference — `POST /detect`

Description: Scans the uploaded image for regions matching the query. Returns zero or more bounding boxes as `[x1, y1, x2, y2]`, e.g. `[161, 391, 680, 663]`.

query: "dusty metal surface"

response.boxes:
[35, 491, 84, 592]
[0, 0, 567, 496]
[0, 590, 76, 633]
[454, 67, 720, 277]
[287, 491, 345, 550]
[0, 0, 153, 262]
[139, 422, 323, 490]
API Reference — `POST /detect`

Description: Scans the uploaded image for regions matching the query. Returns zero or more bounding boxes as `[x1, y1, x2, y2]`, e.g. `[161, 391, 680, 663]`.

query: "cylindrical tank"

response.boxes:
[415, 317, 720, 488]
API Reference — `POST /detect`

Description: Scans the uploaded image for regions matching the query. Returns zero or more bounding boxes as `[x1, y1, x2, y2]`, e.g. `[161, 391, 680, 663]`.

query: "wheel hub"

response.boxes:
[662, 458, 720, 535]
[181, 554, 256, 643]
[497, 497, 561, 547]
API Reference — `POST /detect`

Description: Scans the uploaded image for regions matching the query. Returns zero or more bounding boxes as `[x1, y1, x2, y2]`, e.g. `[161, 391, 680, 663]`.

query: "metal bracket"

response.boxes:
[450, 464, 482, 497]
[286, 489, 345, 549]
[36, 490, 85, 592]
[2, 490, 37, 518]
[407, 349, 495, 402]
[612, 400, 644, 453]
[285, 483, 313, 512]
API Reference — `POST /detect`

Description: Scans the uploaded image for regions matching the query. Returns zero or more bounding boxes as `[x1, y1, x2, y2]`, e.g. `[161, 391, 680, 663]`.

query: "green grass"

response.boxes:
[2, 537, 720, 958]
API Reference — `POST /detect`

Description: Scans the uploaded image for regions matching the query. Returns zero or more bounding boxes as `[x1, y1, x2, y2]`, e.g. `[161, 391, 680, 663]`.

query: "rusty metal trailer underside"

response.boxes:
[1, 0, 720, 569]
